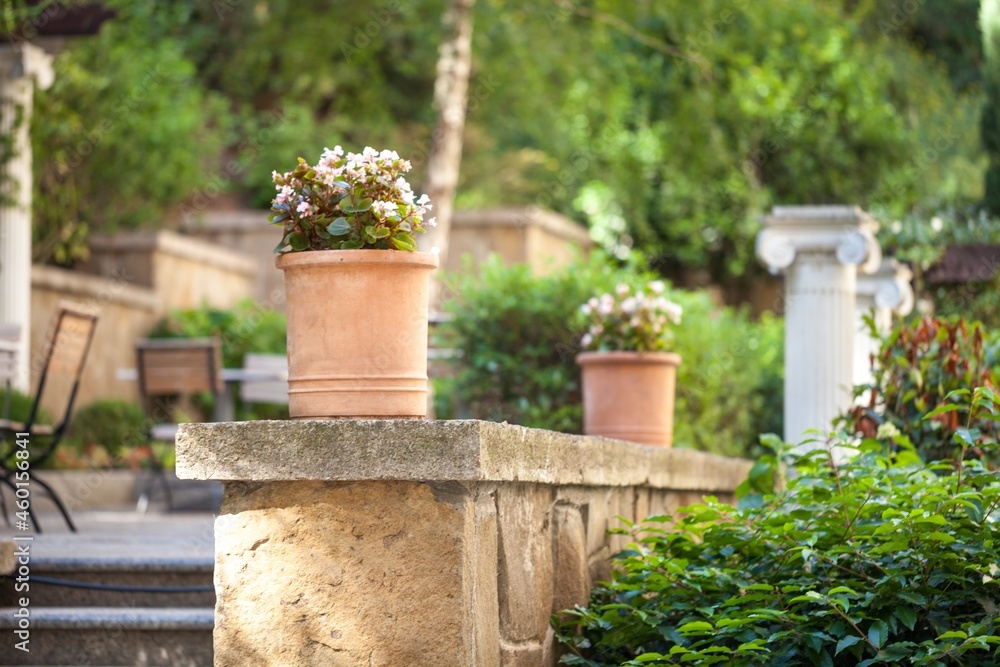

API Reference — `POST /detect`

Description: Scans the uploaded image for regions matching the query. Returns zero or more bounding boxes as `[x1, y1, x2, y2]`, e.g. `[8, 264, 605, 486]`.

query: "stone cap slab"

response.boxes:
[176, 419, 751, 491]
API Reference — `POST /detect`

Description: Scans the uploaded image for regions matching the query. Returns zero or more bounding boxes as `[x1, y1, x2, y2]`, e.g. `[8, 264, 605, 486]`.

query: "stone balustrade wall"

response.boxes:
[178, 419, 751, 666]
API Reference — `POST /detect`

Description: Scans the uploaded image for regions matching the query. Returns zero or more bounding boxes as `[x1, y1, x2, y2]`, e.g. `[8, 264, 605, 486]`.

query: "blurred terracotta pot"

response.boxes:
[276, 249, 438, 419]
[576, 351, 682, 447]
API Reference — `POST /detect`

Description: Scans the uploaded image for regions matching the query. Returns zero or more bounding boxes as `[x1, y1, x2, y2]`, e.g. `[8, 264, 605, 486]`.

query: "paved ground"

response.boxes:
[0, 510, 215, 562]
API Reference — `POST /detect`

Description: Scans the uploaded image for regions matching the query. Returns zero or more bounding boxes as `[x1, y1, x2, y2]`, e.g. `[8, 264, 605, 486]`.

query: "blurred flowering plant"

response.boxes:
[270, 146, 434, 252]
[579, 281, 682, 352]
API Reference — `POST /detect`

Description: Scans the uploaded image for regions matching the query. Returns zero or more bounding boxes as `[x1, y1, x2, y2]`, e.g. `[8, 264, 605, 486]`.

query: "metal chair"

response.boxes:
[0, 303, 99, 532]
[134, 338, 224, 511]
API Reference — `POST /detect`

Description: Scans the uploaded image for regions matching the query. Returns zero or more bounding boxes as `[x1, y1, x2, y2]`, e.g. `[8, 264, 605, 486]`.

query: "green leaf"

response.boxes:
[288, 232, 309, 251]
[391, 232, 416, 251]
[937, 630, 968, 640]
[927, 531, 956, 543]
[327, 217, 352, 237]
[923, 404, 962, 419]
[836, 635, 862, 655]
[894, 605, 917, 631]
[373, 226, 391, 239]
[341, 197, 373, 214]
[678, 620, 714, 635]
[868, 620, 888, 649]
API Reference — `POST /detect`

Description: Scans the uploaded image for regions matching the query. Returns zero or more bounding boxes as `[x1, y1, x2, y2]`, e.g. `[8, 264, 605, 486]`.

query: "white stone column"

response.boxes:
[756, 206, 881, 443]
[0, 44, 53, 390]
[854, 259, 914, 393]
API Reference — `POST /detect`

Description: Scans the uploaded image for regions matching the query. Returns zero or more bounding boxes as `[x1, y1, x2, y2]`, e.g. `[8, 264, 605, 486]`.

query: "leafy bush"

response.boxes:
[0, 387, 50, 426]
[149, 299, 286, 368]
[437, 253, 783, 457]
[149, 299, 288, 420]
[67, 399, 148, 459]
[845, 316, 1000, 463]
[556, 389, 1000, 666]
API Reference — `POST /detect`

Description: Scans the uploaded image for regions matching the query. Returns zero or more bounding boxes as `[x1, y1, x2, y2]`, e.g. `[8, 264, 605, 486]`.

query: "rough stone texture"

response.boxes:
[499, 642, 546, 667]
[551, 504, 589, 618]
[214, 480, 497, 667]
[178, 419, 752, 489]
[497, 483, 554, 644]
[0, 538, 13, 575]
[181, 420, 752, 667]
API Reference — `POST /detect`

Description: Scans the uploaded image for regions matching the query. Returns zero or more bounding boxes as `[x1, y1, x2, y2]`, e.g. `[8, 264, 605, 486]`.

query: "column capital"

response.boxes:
[0, 43, 54, 90]
[756, 205, 881, 275]
[857, 258, 914, 315]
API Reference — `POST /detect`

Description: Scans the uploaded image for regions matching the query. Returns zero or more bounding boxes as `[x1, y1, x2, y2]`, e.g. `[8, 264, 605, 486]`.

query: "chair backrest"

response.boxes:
[135, 338, 224, 401]
[239, 353, 289, 405]
[32, 302, 99, 430]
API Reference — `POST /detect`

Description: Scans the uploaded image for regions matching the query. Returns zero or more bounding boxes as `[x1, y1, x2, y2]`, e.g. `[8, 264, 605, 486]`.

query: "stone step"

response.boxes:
[0, 556, 215, 608]
[0, 606, 214, 666]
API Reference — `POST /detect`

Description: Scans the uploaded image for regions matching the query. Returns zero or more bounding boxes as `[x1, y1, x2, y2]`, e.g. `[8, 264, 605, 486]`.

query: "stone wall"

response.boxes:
[446, 207, 594, 276]
[83, 229, 258, 313]
[183, 210, 285, 307]
[177, 419, 751, 666]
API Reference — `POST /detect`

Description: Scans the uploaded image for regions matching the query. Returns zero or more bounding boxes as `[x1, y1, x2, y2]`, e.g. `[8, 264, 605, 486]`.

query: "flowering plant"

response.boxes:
[269, 146, 434, 252]
[579, 281, 682, 352]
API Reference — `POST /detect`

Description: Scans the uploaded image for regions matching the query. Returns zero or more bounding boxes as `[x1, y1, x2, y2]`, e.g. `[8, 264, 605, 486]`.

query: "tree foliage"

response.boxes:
[23, 0, 987, 286]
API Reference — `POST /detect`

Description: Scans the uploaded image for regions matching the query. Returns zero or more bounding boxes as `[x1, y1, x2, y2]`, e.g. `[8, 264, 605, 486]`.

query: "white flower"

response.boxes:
[890, 220, 902, 234]
[663, 302, 682, 325]
[296, 201, 312, 215]
[621, 297, 637, 314]
[581, 333, 593, 348]
[649, 280, 665, 294]
[876, 422, 900, 440]
[424, 217, 437, 228]
[615, 283, 630, 296]
[630, 317, 641, 328]
[417, 194, 431, 206]
[580, 303, 592, 315]
[930, 216, 944, 232]
[598, 296, 614, 316]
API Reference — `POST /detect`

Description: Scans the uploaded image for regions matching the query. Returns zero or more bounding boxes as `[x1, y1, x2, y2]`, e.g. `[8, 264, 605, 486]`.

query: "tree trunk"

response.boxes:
[418, 0, 475, 310]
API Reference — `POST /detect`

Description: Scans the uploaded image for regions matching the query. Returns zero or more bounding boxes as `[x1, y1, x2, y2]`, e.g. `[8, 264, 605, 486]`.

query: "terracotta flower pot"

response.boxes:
[276, 249, 438, 419]
[576, 351, 682, 447]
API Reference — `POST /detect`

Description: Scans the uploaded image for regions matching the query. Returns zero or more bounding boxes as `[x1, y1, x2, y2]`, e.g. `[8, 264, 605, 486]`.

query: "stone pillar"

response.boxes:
[176, 420, 751, 666]
[0, 44, 53, 390]
[854, 259, 914, 392]
[756, 206, 881, 443]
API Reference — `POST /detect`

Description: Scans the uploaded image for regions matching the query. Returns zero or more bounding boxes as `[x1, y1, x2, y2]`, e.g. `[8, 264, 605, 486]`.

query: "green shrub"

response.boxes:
[149, 299, 288, 420]
[556, 389, 1000, 666]
[0, 387, 50, 426]
[68, 399, 148, 459]
[845, 316, 1000, 463]
[149, 298, 286, 368]
[437, 253, 782, 457]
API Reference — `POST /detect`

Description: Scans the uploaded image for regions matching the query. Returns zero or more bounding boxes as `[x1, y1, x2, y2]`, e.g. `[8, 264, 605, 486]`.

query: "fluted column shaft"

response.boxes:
[756, 206, 882, 444]
[0, 44, 53, 391]
[854, 259, 914, 394]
